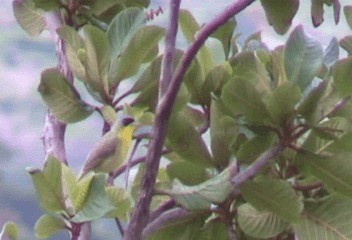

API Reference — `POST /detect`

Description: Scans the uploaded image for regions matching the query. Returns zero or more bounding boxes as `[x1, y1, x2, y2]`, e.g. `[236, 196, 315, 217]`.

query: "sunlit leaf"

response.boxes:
[285, 25, 323, 91]
[169, 168, 233, 210]
[109, 26, 164, 87]
[34, 214, 65, 239]
[238, 203, 289, 239]
[27, 156, 65, 212]
[105, 186, 132, 221]
[13, 0, 46, 36]
[83, 25, 110, 102]
[210, 20, 236, 59]
[294, 195, 352, 239]
[38, 68, 94, 123]
[71, 174, 115, 223]
[107, 7, 146, 59]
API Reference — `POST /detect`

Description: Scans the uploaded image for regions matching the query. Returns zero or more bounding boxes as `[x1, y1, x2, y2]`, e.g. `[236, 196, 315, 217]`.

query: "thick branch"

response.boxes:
[124, 1, 256, 239]
[231, 142, 286, 195]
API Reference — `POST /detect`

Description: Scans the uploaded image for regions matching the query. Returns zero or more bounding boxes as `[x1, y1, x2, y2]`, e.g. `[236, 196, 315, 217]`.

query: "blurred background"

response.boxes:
[0, 0, 350, 239]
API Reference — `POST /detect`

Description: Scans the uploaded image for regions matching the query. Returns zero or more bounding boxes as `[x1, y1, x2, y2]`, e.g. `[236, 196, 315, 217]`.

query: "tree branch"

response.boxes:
[231, 142, 286, 195]
[148, 199, 176, 223]
[142, 208, 194, 239]
[124, 1, 256, 239]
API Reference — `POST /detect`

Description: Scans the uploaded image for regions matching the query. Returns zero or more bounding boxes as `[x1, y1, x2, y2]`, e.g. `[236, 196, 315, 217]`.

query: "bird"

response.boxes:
[78, 115, 136, 179]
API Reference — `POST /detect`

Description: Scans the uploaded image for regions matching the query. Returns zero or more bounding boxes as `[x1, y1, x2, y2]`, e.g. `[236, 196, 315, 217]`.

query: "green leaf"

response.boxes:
[266, 82, 302, 124]
[105, 186, 132, 221]
[61, 164, 80, 213]
[34, 214, 65, 239]
[83, 25, 110, 102]
[27, 156, 65, 213]
[109, 26, 164, 87]
[260, 0, 299, 34]
[240, 177, 303, 222]
[0, 222, 19, 240]
[210, 98, 238, 167]
[333, 57, 352, 97]
[107, 7, 146, 59]
[13, 0, 46, 36]
[38, 68, 94, 123]
[57, 26, 86, 82]
[236, 134, 276, 165]
[294, 195, 352, 239]
[339, 35, 352, 55]
[179, 9, 214, 77]
[71, 174, 115, 223]
[344, 6, 352, 30]
[201, 64, 231, 106]
[33, 0, 58, 11]
[198, 220, 230, 240]
[169, 168, 233, 210]
[238, 203, 289, 239]
[269, 46, 288, 86]
[183, 58, 203, 104]
[210, 20, 236, 59]
[166, 112, 214, 167]
[296, 81, 328, 124]
[284, 25, 323, 91]
[324, 37, 339, 67]
[166, 161, 209, 186]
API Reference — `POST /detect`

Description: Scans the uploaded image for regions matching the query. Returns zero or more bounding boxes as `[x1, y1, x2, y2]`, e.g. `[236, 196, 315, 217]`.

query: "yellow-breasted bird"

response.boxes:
[78, 115, 136, 179]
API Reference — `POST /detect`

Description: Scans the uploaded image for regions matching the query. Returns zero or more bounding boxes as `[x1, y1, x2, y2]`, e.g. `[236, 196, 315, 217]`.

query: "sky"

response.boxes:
[0, 0, 351, 239]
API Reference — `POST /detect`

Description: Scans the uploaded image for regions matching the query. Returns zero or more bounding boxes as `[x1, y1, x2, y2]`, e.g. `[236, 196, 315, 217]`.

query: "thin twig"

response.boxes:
[293, 181, 324, 191]
[148, 199, 176, 223]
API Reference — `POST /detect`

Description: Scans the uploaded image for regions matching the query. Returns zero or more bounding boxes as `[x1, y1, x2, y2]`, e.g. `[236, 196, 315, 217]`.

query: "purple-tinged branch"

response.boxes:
[124, 1, 256, 239]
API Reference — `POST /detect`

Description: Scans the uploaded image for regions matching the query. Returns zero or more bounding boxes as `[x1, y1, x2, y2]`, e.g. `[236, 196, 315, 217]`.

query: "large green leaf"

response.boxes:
[238, 203, 289, 239]
[61, 164, 80, 213]
[38, 68, 93, 123]
[105, 186, 132, 221]
[34, 214, 65, 239]
[57, 26, 86, 82]
[266, 81, 302, 125]
[269, 46, 288, 86]
[83, 25, 111, 101]
[333, 57, 352, 97]
[210, 98, 238, 167]
[27, 156, 65, 213]
[294, 195, 352, 240]
[210, 20, 236, 59]
[33, 0, 58, 10]
[109, 26, 164, 87]
[169, 168, 233, 210]
[179, 9, 214, 77]
[284, 25, 323, 91]
[0, 222, 19, 240]
[71, 174, 115, 223]
[240, 177, 303, 222]
[166, 112, 214, 167]
[166, 161, 209, 186]
[260, 0, 299, 34]
[13, 0, 46, 36]
[107, 7, 146, 59]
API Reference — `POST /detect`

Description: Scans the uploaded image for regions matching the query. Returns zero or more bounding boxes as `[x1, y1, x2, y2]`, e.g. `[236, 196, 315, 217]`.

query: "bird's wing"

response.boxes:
[81, 135, 117, 175]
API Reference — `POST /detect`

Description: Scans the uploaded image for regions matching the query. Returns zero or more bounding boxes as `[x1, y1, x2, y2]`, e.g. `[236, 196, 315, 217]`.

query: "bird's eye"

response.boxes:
[121, 116, 135, 126]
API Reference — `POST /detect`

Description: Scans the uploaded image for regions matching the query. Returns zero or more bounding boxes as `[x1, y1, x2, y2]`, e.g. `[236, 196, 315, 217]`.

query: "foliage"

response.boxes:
[7, 0, 352, 239]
